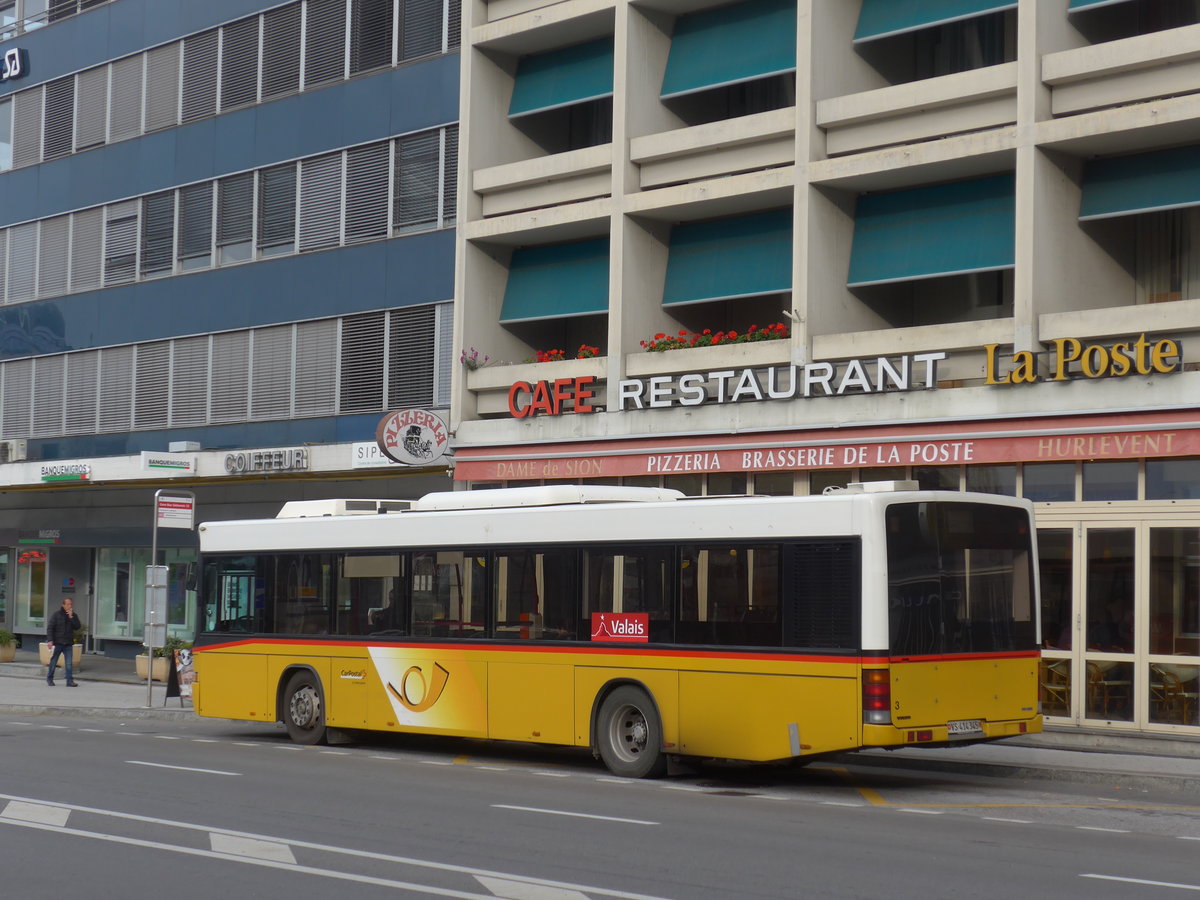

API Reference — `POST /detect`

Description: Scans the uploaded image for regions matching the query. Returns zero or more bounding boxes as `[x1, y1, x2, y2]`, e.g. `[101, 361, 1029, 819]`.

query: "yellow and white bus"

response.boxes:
[193, 482, 1041, 777]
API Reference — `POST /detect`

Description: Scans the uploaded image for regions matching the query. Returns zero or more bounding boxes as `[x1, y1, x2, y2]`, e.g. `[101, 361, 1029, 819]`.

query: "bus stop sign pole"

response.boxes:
[146, 490, 196, 708]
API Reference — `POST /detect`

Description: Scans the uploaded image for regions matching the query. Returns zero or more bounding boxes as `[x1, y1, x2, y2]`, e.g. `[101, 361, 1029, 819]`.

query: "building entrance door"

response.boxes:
[1038, 518, 1200, 732]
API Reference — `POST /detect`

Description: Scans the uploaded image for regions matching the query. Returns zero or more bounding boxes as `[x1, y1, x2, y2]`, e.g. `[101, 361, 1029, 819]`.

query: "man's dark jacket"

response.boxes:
[46, 607, 80, 646]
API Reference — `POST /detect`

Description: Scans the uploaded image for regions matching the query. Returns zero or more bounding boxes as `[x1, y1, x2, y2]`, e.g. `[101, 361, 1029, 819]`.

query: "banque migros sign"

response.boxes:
[504, 334, 1183, 418]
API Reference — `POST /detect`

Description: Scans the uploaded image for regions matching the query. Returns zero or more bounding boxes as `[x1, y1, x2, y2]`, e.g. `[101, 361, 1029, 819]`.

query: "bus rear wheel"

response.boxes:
[283, 671, 326, 745]
[596, 686, 667, 778]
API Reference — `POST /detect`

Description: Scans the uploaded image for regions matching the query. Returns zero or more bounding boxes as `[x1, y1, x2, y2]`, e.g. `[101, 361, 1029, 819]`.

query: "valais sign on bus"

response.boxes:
[376, 409, 449, 466]
[590, 613, 649, 643]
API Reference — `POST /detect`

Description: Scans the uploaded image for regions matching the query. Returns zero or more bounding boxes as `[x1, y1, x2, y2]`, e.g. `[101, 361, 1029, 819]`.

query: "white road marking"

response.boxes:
[154, 735, 181, 740]
[475, 766, 508, 771]
[476, 875, 589, 900]
[2, 801, 69, 827]
[820, 801, 863, 808]
[320, 750, 350, 756]
[233, 742, 259, 747]
[126, 760, 240, 776]
[1076, 826, 1129, 833]
[0, 790, 673, 900]
[1081, 874, 1200, 892]
[983, 817, 1034, 824]
[1179, 836, 1200, 842]
[531, 771, 570, 778]
[492, 804, 658, 826]
[210, 832, 297, 864]
[659, 785, 706, 793]
[192, 739, 219, 743]
[897, 808, 942, 815]
[421, 760, 455, 766]
[42, 724, 68, 729]
[78, 728, 105, 733]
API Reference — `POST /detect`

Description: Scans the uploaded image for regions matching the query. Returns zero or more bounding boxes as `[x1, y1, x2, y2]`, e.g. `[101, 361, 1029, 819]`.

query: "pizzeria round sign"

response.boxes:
[375, 409, 450, 466]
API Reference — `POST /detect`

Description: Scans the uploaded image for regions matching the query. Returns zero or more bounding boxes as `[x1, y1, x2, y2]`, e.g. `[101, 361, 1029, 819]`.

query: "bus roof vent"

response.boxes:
[276, 499, 413, 518]
[833, 480, 919, 494]
[412, 485, 684, 511]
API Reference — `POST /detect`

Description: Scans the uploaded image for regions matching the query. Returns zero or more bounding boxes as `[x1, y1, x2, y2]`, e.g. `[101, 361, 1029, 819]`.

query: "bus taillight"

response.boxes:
[862, 669, 891, 725]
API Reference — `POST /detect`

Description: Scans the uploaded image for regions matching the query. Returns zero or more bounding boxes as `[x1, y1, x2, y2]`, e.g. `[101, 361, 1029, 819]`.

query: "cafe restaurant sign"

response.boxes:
[505, 334, 1184, 418]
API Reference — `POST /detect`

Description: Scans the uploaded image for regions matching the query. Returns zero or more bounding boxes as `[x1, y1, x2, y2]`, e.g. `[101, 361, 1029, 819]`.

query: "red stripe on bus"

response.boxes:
[194, 638, 1035, 665]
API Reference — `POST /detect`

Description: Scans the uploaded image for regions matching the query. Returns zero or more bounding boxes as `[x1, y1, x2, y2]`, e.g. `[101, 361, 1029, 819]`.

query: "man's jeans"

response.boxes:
[47, 643, 74, 683]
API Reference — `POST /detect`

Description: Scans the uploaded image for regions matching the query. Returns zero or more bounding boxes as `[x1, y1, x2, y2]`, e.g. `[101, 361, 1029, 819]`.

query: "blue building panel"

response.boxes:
[0, 230, 454, 359]
[0, 54, 459, 226]
[0, 0, 304, 92]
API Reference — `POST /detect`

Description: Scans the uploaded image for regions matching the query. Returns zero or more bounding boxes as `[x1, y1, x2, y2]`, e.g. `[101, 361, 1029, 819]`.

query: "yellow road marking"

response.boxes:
[829, 768, 1200, 812]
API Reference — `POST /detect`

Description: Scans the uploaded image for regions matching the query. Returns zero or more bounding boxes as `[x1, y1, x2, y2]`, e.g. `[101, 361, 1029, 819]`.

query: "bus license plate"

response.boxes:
[947, 719, 983, 737]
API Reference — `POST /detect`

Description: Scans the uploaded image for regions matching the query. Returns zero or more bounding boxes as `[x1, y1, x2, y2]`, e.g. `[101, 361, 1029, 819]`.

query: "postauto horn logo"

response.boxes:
[387, 662, 450, 712]
[590, 613, 649, 643]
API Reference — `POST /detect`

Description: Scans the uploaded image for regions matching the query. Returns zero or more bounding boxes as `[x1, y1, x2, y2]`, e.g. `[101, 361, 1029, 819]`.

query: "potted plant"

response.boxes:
[0, 628, 15, 663]
[136, 636, 191, 682]
[39, 624, 85, 670]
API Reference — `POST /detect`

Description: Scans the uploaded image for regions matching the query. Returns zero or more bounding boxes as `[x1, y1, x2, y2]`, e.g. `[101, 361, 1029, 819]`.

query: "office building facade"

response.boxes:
[0, 0, 459, 655]
[453, 0, 1200, 736]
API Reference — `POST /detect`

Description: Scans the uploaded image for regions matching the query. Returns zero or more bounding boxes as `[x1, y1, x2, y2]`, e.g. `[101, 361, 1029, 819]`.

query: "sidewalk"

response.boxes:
[3, 648, 1200, 790]
[0, 647, 195, 720]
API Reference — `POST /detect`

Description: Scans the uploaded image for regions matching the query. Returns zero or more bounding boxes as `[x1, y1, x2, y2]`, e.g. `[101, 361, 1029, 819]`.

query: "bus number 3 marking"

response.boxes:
[387, 662, 450, 712]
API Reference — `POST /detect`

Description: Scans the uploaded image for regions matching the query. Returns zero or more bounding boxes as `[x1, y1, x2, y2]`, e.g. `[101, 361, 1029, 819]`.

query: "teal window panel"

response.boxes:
[660, 0, 797, 99]
[1068, 0, 1136, 10]
[848, 174, 1015, 287]
[508, 38, 614, 118]
[1079, 146, 1200, 220]
[854, 0, 1016, 43]
[663, 209, 792, 306]
[500, 238, 610, 323]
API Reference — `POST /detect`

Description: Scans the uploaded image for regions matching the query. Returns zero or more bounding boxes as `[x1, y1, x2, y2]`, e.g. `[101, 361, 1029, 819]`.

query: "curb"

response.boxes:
[0, 704, 197, 720]
[833, 750, 1200, 794]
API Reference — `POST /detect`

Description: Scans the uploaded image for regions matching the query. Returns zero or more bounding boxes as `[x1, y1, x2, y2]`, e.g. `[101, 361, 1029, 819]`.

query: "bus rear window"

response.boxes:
[886, 502, 1036, 656]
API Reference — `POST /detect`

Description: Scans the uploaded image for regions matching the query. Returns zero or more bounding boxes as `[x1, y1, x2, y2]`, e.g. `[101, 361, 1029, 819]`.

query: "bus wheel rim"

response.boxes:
[611, 703, 649, 761]
[290, 685, 321, 729]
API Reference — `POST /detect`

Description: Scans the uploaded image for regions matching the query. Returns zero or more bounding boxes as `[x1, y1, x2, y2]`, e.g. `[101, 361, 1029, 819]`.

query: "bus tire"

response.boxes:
[596, 685, 667, 779]
[283, 671, 326, 745]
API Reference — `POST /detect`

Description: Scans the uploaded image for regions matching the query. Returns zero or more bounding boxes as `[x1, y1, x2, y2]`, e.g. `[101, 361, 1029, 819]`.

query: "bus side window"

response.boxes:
[678, 545, 782, 647]
[583, 546, 673, 642]
[493, 549, 578, 640]
[338, 554, 404, 636]
[411, 551, 487, 638]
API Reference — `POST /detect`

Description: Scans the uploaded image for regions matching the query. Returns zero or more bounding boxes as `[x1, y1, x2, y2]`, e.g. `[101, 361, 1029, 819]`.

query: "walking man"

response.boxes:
[46, 597, 80, 687]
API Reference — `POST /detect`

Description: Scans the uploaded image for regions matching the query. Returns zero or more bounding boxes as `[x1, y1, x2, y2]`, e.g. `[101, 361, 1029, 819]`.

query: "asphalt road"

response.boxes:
[2, 714, 1198, 900]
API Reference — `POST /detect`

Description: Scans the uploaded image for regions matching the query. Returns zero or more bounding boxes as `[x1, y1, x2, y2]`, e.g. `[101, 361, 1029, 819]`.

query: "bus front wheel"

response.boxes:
[283, 671, 326, 745]
[596, 686, 667, 778]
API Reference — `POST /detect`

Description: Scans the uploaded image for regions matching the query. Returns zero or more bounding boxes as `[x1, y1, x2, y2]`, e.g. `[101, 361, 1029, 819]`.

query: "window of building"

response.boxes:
[966, 464, 1016, 495]
[339, 311, 386, 413]
[70, 207, 103, 292]
[257, 163, 297, 257]
[262, 3, 302, 100]
[0, 3, 16, 40]
[217, 173, 255, 264]
[140, 191, 176, 279]
[37, 215, 69, 298]
[388, 304, 435, 408]
[0, 98, 11, 171]
[109, 55, 144, 142]
[402, 0, 444, 60]
[74, 67, 108, 150]
[508, 38, 614, 154]
[854, 7, 1016, 86]
[305, 0, 348, 87]
[1083, 460, 1139, 501]
[351, 0, 394, 74]
[181, 30, 219, 124]
[1023, 462, 1076, 502]
[1070, 0, 1200, 44]
[144, 44, 181, 132]
[345, 143, 390, 243]
[1135, 208, 1200, 304]
[220, 16, 260, 111]
[914, 466, 959, 491]
[1147, 458, 1200, 499]
[249, 325, 292, 420]
[752, 472, 794, 496]
[395, 130, 439, 233]
[103, 204, 139, 286]
[178, 183, 214, 271]
[133, 341, 169, 429]
[298, 152, 344, 251]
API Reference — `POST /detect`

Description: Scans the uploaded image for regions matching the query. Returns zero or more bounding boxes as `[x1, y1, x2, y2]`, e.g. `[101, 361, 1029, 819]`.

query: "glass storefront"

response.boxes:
[95, 547, 197, 642]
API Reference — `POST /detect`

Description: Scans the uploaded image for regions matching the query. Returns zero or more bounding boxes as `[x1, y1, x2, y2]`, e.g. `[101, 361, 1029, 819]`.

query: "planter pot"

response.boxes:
[38, 642, 82, 669]
[136, 654, 170, 682]
[0, 643, 15, 663]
